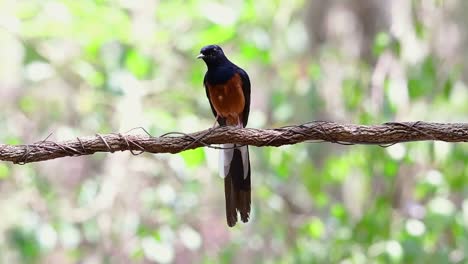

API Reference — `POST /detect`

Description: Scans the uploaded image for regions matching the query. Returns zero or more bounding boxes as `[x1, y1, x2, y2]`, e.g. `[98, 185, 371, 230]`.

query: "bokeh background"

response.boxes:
[0, 0, 467, 263]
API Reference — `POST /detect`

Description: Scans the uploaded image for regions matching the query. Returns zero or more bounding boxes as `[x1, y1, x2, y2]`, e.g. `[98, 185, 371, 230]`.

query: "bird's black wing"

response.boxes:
[236, 67, 251, 127]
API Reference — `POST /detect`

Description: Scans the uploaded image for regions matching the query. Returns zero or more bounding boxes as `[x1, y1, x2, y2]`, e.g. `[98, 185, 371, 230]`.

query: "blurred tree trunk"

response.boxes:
[305, 0, 389, 63]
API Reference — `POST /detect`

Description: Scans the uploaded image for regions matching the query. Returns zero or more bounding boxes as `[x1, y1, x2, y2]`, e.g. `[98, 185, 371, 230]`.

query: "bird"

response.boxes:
[197, 44, 251, 227]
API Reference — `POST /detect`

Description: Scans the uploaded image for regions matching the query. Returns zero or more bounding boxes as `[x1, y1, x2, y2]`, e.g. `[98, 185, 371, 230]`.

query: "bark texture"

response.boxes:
[0, 121, 466, 164]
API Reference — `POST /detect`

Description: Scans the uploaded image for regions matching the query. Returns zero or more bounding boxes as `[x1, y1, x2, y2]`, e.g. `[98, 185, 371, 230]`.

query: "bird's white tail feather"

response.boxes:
[239, 145, 249, 179]
[219, 144, 249, 179]
[219, 144, 234, 178]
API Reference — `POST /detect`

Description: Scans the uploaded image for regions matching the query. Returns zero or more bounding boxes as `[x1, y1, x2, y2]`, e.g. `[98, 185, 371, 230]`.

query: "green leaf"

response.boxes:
[19, 96, 37, 114]
[443, 77, 453, 99]
[8, 228, 41, 262]
[307, 218, 325, 239]
[383, 160, 398, 178]
[270, 149, 291, 180]
[180, 148, 205, 168]
[308, 63, 322, 81]
[199, 25, 235, 46]
[240, 43, 270, 64]
[331, 203, 347, 222]
[373, 32, 391, 56]
[125, 49, 153, 79]
[408, 56, 436, 99]
[314, 192, 329, 208]
[5, 137, 22, 145]
[0, 164, 10, 179]
[414, 19, 427, 39]
[342, 78, 363, 110]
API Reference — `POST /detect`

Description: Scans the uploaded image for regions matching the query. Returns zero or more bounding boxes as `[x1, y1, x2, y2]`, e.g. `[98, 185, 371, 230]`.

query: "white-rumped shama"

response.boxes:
[197, 45, 251, 227]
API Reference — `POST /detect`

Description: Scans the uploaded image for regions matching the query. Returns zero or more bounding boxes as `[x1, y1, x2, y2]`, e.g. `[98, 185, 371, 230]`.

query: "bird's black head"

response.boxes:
[197, 45, 228, 67]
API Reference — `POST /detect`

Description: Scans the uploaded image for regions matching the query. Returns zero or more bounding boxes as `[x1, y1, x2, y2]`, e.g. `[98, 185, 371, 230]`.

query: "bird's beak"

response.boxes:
[196, 54, 205, 59]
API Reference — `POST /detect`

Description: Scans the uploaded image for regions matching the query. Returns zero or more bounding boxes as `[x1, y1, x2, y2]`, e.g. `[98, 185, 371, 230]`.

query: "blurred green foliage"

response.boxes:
[0, 0, 467, 263]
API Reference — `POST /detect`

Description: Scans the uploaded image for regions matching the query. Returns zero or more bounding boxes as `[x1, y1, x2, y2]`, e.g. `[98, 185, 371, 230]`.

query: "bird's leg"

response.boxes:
[211, 114, 220, 129]
[236, 115, 243, 128]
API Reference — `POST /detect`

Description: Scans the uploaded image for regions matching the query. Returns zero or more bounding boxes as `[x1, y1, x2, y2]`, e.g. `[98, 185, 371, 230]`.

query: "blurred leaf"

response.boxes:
[0, 164, 10, 179]
[82, 220, 100, 243]
[306, 218, 325, 239]
[199, 25, 235, 46]
[314, 192, 329, 208]
[240, 42, 270, 64]
[408, 56, 437, 99]
[19, 96, 37, 114]
[5, 136, 22, 145]
[414, 19, 427, 39]
[147, 109, 177, 133]
[373, 32, 391, 56]
[124, 49, 153, 79]
[131, 248, 145, 261]
[308, 63, 322, 81]
[331, 203, 348, 222]
[383, 159, 399, 178]
[342, 78, 363, 110]
[324, 155, 352, 183]
[78, 180, 99, 207]
[180, 148, 205, 168]
[269, 149, 291, 180]
[8, 227, 41, 263]
[300, 162, 321, 195]
[442, 77, 453, 99]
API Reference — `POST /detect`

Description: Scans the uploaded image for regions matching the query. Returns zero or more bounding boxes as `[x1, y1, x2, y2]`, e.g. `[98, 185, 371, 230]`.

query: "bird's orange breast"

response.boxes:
[207, 73, 245, 126]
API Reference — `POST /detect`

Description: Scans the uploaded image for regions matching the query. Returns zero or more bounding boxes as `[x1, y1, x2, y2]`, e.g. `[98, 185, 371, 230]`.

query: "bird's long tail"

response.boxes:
[220, 144, 251, 227]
